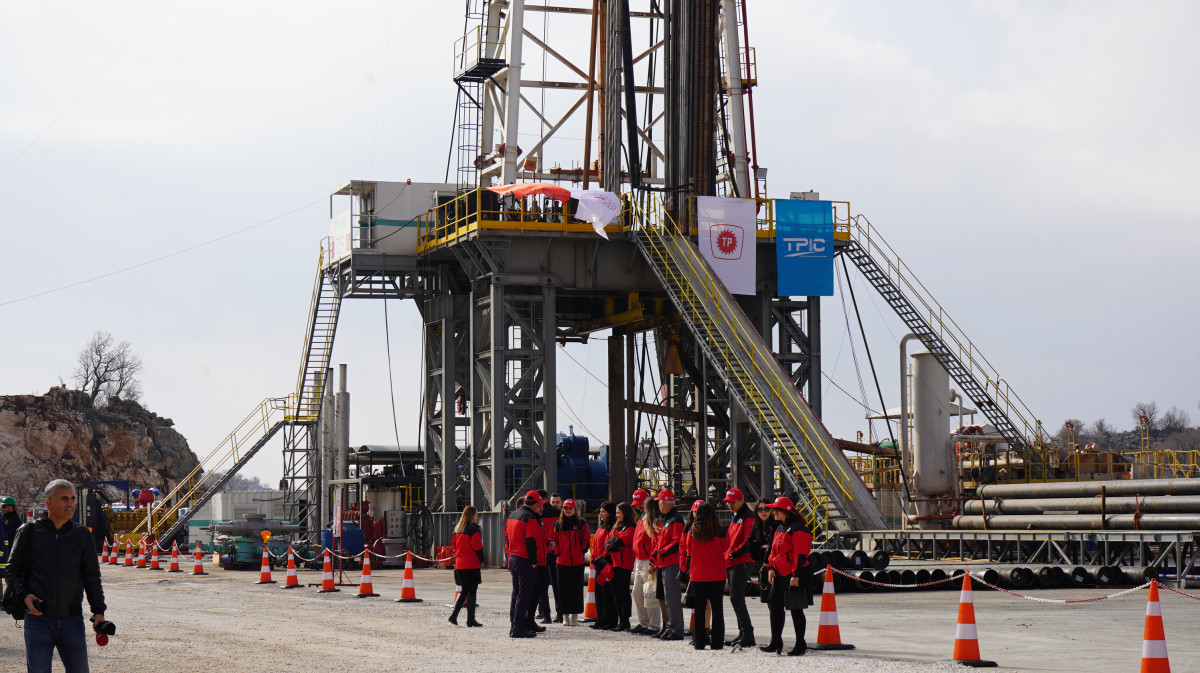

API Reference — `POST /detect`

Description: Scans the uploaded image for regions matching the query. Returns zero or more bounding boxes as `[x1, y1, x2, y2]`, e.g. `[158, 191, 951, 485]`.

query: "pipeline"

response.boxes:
[951, 513, 1200, 530]
[963, 495, 1200, 516]
[978, 478, 1200, 500]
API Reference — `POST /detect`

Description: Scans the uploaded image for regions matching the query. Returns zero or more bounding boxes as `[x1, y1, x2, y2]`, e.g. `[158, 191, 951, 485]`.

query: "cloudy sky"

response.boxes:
[2, 1, 1197, 488]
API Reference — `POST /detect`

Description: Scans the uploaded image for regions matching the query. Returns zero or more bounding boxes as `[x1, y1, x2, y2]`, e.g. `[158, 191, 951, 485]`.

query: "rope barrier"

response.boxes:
[829, 566, 1154, 604]
[263, 546, 454, 564]
[1158, 583, 1200, 601]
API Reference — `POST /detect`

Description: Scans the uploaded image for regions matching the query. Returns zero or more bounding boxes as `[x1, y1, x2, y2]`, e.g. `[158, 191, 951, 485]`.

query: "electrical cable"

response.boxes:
[0, 198, 324, 307]
[382, 298, 407, 477]
[834, 258, 876, 441]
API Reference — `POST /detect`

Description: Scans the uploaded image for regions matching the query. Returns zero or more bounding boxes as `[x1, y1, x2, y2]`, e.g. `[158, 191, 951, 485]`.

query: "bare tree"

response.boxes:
[1090, 418, 1114, 445]
[1131, 401, 1160, 431]
[71, 330, 144, 404]
[1161, 406, 1192, 435]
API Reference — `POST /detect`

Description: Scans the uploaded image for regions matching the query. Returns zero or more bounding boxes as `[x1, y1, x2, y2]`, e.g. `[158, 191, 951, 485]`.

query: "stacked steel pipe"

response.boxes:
[953, 478, 1200, 530]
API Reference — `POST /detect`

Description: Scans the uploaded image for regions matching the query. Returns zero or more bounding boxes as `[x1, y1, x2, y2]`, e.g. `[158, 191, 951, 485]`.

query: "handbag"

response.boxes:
[758, 567, 771, 603]
[642, 571, 658, 608]
[784, 583, 808, 611]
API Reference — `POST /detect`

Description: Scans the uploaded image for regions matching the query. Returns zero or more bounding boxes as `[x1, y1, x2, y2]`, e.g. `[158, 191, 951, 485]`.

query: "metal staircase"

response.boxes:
[630, 200, 886, 534]
[289, 253, 342, 423]
[842, 216, 1054, 464]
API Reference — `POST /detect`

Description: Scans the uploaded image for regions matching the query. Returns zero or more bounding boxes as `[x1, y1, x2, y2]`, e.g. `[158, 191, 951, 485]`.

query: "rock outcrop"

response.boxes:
[0, 387, 200, 508]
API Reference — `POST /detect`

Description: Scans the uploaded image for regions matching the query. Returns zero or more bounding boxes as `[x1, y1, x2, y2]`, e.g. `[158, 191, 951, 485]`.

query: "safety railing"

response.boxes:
[415, 188, 631, 253]
[453, 23, 506, 79]
[630, 198, 866, 533]
[683, 197, 850, 240]
[848, 215, 1053, 451]
[292, 247, 334, 422]
[131, 396, 294, 537]
[850, 456, 904, 489]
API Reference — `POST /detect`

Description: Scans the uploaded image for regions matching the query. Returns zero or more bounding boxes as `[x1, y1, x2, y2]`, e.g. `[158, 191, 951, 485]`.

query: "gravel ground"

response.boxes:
[1, 561, 1193, 673]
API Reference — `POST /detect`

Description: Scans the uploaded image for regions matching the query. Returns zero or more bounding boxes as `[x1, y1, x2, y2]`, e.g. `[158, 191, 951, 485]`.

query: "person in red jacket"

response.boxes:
[759, 496, 813, 656]
[683, 502, 728, 650]
[652, 489, 685, 640]
[630, 492, 661, 635]
[536, 489, 562, 624]
[604, 502, 637, 631]
[554, 499, 590, 626]
[721, 487, 757, 647]
[449, 506, 484, 627]
[588, 501, 616, 630]
[505, 491, 548, 638]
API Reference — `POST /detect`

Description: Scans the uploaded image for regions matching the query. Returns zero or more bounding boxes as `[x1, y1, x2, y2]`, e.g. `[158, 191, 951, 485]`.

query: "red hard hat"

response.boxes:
[691, 499, 705, 513]
[524, 490, 542, 504]
[631, 488, 650, 506]
[722, 487, 744, 503]
[655, 488, 675, 503]
[768, 496, 795, 511]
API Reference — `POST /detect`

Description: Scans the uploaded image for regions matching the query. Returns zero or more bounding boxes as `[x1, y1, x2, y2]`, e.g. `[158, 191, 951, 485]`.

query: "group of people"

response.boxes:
[452, 485, 814, 655]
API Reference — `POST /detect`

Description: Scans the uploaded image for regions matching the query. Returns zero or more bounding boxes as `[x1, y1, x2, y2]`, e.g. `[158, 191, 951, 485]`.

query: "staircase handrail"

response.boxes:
[291, 245, 334, 421]
[848, 215, 1054, 448]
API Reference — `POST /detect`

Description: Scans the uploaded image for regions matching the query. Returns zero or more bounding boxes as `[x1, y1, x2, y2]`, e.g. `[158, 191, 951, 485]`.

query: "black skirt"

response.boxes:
[454, 568, 481, 585]
[557, 563, 586, 613]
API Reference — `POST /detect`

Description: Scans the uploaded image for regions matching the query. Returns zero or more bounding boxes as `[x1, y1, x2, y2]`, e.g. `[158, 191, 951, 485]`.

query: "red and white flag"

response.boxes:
[696, 196, 757, 295]
[570, 189, 621, 240]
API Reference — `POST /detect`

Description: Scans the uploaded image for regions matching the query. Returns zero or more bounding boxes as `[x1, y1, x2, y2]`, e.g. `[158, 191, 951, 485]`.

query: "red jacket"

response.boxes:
[766, 520, 813, 577]
[590, 524, 611, 565]
[724, 503, 755, 568]
[633, 520, 655, 561]
[683, 533, 728, 582]
[555, 519, 590, 567]
[607, 523, 636, 570]
[504, 505, 546, 565]
[652, 509, 684, 568]
[540, 505, 561, 555]
[452, 523, 483, 570]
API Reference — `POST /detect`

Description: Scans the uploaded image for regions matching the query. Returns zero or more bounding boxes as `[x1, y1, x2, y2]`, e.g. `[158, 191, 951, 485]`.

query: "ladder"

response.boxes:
[630, 201, 886, 534]
[842, 217, 1054, 463]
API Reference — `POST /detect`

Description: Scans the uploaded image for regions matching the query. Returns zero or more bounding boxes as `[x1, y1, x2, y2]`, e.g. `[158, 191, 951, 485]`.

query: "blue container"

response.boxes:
[321, 524, 365, 556]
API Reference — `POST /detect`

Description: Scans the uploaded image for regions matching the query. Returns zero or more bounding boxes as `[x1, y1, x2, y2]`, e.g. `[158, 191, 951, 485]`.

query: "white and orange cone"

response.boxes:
[317, 548, 339, 592]
[149, 543, 162, 570]
[192, 542, 208, 575]
[357, 551, 379, 598]
[100, 539, 109, 563]
[167, 541, 182, 572]
[812, 565, 855, 650]
[256, 547, 276, 584]
[281, 546, 302, 589]
[395, 552, 422, 602]
[952, 574, 997, 667]
[583, 564, 598, 621]
[108, 539, 119, 565]
[123, 541, 133, 567]
[1141, 581, 1170, 673]
[136, 539, 148, 568]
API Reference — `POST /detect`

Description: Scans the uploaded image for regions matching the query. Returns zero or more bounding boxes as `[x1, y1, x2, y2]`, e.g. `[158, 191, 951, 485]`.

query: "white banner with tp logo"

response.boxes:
[696, 196, 757, 295]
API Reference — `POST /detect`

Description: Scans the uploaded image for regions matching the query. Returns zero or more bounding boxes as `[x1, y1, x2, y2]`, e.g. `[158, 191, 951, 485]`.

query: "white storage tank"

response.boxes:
[911, 351, 954, 494]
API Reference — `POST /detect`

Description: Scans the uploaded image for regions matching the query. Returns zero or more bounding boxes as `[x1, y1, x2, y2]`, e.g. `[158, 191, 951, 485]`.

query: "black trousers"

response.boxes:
[691, 579, 726, 649]
[597, 576, 617, 627]
[538, 555, 560, 618]
[452, 578, 479, 620]
[766, 578, 806, 648]
[508, 556, 537, 632]
[610, 567, 633, 626]
[727, 563, 754, 637]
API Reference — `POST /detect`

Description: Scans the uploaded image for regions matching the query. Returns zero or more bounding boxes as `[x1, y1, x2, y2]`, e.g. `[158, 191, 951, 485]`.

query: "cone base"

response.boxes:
[191, 571, 209, 575]
[813, 643, 856, 650]
[395, 598, 423, 603]
[167, 569, 183, 573]
[318, 588, 341, 593]
[356, 593, 380, 598]
[257, 580, 277, 584]
[951, 660, 998, 668]
[282, 585, 303, 589]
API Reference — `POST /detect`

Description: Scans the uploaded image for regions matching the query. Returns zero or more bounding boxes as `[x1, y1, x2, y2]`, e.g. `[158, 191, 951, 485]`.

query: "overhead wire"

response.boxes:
[834, 258, 877, 441]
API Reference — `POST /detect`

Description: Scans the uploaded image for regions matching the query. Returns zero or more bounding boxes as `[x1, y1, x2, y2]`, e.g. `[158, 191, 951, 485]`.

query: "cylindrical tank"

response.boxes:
[953, 513, 1200, 530]
[911, 351, 954, 495]
[335, 364, 350, 481]
[979, 478, 1200, 500]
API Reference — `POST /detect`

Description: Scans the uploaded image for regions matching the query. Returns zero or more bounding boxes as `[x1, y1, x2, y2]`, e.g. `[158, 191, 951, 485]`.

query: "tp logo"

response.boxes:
[782, 237, 827, 258]
[709, 224, 743, 260]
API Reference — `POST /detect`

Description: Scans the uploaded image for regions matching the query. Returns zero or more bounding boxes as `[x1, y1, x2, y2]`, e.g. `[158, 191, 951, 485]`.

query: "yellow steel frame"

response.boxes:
[681, 197, 851, 240]
[630, 198, 858, 535]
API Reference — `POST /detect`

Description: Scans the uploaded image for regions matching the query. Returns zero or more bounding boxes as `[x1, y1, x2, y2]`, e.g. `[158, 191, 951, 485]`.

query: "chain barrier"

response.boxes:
[1158, 583, 1200, 601]
[262, 546, 453, 565]
[829, 566, 1157, 604]
[830, 566, 959, 590]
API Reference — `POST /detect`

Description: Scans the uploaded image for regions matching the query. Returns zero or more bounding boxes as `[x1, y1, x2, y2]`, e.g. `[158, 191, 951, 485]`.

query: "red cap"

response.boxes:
[655, 488, 676, 503]
[767, 496, 794, 511]
[562, 499, 576, 509]
[722, 487, 744, 503]
[524, 490, 542, 504]
[631, 488, 650, 506]
[691, 499, 705, 513]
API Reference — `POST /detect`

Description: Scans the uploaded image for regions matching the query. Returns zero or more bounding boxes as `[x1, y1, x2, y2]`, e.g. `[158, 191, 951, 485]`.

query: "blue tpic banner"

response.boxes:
[775, 199, 834, 297]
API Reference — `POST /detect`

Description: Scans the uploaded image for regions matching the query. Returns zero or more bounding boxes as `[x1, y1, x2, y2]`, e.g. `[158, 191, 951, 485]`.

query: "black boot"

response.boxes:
[448, 611, 459, 626]
[787, 641, 807, 656]
[466, 603, 482, 627]
[759, 641, 782, 654]
[738, 628, 756, 647]
[724, 631, 743, 647]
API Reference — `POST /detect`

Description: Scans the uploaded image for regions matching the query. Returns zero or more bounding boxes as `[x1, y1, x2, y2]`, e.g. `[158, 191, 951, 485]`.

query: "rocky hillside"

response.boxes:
[0, 387, 199, 508]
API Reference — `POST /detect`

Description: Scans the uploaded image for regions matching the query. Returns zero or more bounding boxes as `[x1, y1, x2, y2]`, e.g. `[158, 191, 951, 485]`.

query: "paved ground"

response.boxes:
[1, 560, 1195, 672]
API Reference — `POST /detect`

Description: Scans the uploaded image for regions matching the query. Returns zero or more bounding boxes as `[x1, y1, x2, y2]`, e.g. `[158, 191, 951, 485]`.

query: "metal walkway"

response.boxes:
[842, 217, 1054, 462]
[630, 201, 886, 534]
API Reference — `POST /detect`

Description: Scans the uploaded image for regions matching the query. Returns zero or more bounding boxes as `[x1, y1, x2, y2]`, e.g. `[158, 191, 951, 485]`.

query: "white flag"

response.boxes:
[696, 196, 757, 295]
[569, 189, 621, 240]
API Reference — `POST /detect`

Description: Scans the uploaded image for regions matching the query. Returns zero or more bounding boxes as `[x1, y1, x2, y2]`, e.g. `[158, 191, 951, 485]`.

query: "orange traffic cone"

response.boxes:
[123, 541, 133, 567]
[1141, 581, 1170, 673]
[136, 540, 148, 568]
[100, 539, 109, 562]
[952, 574, 997, 667]
[812, 565, 855, 650]
[583, 564, 598, 621]
[357, 551, 379, 598]
[282, 546, 302, 589]
[192, 542, 208, 575]
[395, 552, 422, 602]
[108, 539, 119, 565]
[167, 542, 182, 572]
[150, 543, 162, 570]
[318, 549, 340, 593]
[256, 547, 276, 584]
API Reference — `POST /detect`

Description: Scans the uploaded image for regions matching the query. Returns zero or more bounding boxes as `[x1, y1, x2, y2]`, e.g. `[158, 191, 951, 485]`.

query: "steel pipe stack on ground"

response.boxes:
[952, 513, 1200, 530]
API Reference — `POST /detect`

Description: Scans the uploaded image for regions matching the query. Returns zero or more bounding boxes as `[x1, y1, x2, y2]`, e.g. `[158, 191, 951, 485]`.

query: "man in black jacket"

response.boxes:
[8, 479, 106, 673]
